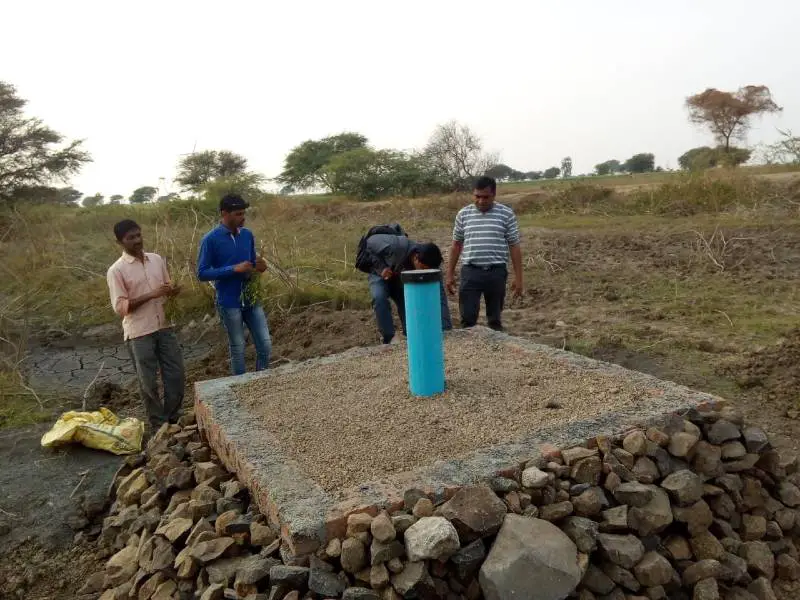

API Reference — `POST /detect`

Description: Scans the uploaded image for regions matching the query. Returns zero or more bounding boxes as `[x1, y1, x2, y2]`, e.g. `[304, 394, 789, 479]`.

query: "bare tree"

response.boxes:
[770, 129, 800, 164]
[423, 121, 498, 190]
[686, 85, 782, 152]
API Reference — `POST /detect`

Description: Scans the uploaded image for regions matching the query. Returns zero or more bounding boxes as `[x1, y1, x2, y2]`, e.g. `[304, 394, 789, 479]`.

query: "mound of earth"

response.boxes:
[726, 328, 800, 411]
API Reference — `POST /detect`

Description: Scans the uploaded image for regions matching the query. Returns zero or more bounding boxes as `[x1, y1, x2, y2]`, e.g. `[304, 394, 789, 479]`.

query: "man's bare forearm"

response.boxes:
[510, 244, 523, 283]
[128, 291, 156, 313]
[447, 241, 463, 280]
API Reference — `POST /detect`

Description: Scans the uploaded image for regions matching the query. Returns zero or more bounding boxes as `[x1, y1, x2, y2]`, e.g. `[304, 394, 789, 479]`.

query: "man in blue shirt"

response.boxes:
[197, 194, 271, 375]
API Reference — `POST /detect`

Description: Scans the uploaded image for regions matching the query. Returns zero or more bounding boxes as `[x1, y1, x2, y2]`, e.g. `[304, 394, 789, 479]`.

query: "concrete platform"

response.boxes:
[194, 327, 721, 556]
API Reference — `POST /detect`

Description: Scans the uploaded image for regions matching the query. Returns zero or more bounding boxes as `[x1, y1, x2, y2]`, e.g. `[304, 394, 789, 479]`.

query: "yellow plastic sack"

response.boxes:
[41, 407, 144, 455]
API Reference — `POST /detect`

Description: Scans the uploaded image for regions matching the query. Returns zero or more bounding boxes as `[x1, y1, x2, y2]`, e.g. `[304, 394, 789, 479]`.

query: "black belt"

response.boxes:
[465, 263, 506, 271]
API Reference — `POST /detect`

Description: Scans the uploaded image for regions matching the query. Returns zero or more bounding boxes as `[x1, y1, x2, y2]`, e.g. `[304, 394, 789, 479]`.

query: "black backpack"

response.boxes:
[355, 224, 407, 273]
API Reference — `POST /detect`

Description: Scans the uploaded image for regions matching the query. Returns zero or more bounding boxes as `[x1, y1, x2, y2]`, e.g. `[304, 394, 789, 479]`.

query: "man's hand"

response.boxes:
[255, 257, 268, 273]
[511, 277, 524, 298]
[445, 275, 457, 296]
[152, 283, 173, 299]
[381, 268, 393, 281]
[166, 284, 181, 298]
[233, 261, 254, 274]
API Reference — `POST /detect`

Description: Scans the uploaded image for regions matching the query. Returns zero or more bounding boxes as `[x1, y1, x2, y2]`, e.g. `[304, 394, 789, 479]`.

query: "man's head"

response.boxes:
[113, 219, 143, 255]
[219, 194, 250, 229]
[411, 243, 443, 270]
[473, 176, 497, 212]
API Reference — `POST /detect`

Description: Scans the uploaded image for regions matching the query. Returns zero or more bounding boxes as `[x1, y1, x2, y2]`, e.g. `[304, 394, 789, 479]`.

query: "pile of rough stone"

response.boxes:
[86, 402, 800, 600]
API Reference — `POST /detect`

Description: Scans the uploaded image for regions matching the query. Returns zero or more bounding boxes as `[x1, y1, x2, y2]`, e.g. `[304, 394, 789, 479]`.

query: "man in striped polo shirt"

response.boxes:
[445, 176, 523, 331]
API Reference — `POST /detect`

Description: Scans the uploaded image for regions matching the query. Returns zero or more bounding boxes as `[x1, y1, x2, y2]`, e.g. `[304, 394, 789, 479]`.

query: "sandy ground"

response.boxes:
[235, 335, 649, 491]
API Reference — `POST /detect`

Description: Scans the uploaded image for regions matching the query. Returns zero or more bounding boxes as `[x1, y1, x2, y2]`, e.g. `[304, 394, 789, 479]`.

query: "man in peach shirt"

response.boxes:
[106, 219, 185, 431]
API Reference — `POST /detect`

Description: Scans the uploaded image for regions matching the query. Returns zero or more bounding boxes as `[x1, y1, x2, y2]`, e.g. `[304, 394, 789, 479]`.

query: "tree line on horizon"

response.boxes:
[0, 80, 796, 207]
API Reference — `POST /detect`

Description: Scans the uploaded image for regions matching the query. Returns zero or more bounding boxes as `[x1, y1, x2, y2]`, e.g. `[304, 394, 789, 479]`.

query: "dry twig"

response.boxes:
[82, 361, 105, 411]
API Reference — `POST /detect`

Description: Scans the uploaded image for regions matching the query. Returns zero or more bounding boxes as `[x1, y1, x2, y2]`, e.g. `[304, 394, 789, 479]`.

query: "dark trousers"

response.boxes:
[459, 264, 508, 331]
[127, 328, 185, 430]
[369, 274, 453, 343]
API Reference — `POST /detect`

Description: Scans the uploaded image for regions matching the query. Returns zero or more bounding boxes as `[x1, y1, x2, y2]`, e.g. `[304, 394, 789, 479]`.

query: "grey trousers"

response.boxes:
[127, 328, 185, 429]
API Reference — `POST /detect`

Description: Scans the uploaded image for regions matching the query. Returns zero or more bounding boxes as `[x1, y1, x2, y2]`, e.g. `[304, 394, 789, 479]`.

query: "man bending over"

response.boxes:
[365, 233, 452, 344]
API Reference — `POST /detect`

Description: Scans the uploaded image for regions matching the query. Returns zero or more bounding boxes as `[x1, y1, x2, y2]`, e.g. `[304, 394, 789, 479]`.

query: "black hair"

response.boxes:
[113, 219, 140, 241]
[474, 175, 497, 194]
[416, 243, 443, 269]
[219, 193, 249, 212]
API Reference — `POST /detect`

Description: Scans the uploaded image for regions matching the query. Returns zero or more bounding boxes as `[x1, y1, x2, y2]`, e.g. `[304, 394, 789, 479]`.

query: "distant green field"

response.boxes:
[498, 163, 800, 194]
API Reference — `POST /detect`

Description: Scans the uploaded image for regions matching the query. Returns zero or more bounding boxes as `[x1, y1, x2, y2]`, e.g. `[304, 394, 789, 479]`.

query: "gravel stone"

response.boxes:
[437, 486, 507, 541]
[633, 551, 674, 587]
[682, 560, 726, 586]
[370, 512, 396, 544]
[390, 514, 416, 534]
[723, 442, 748, 460]
[633, 457, 661, 484]
[341, 538, 367, 573]
[601, 505, 628, 532]
[613, 482, 655, 507]
[708, 420, 742, 445]
[669, 433, 700, 458]
[664, 535, 692, 561]
[582, 564, 615, 595]
[234, 337, 645, 490]
[597, 534, 645, 569]
[690, 531, 725, 560]
[521, 466, 550, 488]
[562, 516, 599, 553]
[743, 427, 769, 454]
[742, 515, 767, 541]
[540, 500, 574, 522]
[450, 539, 486, 580]
[673, 500, 714, 536]
[573, 487, 606, 517]
[776, 554, 800, 580]
[603, 562, 641, 592]
[778, 482, 800, 507]
[693, 578, 720, 600]
[747, 577, 778, 600]
[741, 541, 775, 580]
[624, 431, 648, 456]
[662, 470, 704, 505]
[412, 498, 434, 518]
[628, 487, 673, 536]
[404, 517, 460, 562]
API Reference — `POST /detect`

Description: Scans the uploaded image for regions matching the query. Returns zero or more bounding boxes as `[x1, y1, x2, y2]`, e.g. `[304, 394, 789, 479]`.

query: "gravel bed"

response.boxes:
[234, 336, 649, 491]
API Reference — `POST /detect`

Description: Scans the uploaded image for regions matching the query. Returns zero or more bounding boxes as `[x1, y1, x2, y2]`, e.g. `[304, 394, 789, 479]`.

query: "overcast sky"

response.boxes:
[5, 0, 799, 198]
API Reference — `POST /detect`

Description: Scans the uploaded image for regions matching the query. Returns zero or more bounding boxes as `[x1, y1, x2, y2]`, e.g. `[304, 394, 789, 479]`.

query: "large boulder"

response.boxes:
[479, 515, 581, 600]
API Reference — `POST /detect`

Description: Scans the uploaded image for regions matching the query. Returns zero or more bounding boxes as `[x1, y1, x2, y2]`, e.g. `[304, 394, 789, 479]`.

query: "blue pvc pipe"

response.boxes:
[401, 269, 446, 396]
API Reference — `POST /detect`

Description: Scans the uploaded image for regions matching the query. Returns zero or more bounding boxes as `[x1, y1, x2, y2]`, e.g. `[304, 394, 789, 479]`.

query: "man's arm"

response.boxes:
[250, 232, 267, 273]
[197, 235, 249, 281]
[509, 244, 523, 296]
[107, 267, 168, 317]
[506, 210, 523, 296]
[159, 256, 181, 298]
[445, 211, 465, 294]
[365, 236, 395, 278]
[445, 241, 463, 295]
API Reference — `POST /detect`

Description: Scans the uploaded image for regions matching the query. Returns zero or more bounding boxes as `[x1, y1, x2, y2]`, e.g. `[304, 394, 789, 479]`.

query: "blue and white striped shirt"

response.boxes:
[453, 203, 521, 267]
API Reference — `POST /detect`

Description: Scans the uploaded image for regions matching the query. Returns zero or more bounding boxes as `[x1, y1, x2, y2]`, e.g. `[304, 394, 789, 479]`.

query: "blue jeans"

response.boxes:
[218, 304, 272, 375]
[369, 274, 452, 343]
